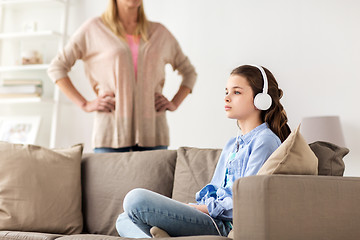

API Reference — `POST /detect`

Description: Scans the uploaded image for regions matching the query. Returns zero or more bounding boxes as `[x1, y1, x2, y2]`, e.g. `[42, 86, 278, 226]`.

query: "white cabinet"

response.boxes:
[0, 0, 69, 147]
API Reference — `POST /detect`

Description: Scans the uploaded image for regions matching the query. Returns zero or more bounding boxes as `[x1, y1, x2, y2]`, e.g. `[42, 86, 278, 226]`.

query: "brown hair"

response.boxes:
[101, 0, 149, 41]
[231, 65, 291, 142]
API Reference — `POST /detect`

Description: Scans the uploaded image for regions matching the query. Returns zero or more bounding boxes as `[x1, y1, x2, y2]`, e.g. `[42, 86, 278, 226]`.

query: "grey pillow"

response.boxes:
[0, 142, 83, 234]
[309, 141, 349, 176]
[81, 150, 177, 236]
[172, 147, 222, 203]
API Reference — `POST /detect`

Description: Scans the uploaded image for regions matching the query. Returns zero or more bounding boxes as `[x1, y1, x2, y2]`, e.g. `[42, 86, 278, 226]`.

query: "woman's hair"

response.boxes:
[101, 0, 149, 41]
[231, 65, 291, 142]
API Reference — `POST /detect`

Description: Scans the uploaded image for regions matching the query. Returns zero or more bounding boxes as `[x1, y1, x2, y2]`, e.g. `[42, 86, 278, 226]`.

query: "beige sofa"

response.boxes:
[0, 142, 358, 240]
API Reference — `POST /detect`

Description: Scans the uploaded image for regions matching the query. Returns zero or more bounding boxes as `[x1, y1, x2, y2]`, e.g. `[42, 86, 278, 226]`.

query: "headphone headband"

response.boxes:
[248, 64, 268, 94]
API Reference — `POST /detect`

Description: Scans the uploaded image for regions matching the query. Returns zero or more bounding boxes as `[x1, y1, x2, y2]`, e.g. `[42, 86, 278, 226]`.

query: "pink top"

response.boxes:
[126, 34, 140, 79]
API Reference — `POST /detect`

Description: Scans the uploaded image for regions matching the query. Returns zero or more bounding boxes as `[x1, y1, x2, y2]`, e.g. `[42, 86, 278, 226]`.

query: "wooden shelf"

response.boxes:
[0, 96, 54, 104]
[0, 31, 62, 40]
[0, 64, 49, 72]
[0, 0, 66, 5]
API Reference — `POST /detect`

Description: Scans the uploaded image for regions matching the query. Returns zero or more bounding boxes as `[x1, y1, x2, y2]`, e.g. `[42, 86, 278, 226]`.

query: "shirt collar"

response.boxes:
[237, 122, 268, 145]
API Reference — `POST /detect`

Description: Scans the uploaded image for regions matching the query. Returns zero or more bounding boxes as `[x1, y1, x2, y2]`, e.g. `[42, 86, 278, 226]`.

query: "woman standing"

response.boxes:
[47, 0, 197, 152]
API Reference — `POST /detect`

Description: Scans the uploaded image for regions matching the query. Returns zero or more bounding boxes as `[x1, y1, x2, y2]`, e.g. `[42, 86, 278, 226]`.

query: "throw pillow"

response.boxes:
[172, 147, 222, 203]
[309, 141, 349, 176]
[257, 125, 318, 175]
[81, 150, 177, 236]
[0, 142, 83, 234]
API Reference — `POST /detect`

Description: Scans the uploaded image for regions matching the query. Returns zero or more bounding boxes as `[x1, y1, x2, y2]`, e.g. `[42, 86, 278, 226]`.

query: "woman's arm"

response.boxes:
[154, 28, 196, 112]
[48, 19, 116, 113]
[56, 77, 115, 113]
[155, 85, 191, 112]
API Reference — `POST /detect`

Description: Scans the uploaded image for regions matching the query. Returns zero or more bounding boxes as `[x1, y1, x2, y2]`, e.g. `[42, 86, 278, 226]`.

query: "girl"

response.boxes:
[115, 65, 290, 237]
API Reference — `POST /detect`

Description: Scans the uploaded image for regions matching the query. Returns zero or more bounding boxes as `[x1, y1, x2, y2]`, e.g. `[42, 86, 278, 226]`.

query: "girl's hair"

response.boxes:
[101, 0, 149, 41]
[231, 65, 291, 142]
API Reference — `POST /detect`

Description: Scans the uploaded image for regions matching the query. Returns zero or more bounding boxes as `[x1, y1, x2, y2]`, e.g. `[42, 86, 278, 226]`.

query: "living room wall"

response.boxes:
[53, 0, 360, 176]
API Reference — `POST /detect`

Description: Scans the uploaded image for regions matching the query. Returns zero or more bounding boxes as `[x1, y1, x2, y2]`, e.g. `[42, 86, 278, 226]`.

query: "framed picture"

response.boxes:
[0, 116, 41, 144]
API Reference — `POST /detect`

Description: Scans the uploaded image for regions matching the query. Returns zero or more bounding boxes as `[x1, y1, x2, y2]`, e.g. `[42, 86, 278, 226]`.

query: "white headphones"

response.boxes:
[249, 64, 272, 110]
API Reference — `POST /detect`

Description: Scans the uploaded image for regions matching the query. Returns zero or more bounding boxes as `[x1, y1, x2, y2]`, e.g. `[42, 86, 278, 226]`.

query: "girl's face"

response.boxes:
[117, 0, 142, 9]
[224, 74, 259, 121]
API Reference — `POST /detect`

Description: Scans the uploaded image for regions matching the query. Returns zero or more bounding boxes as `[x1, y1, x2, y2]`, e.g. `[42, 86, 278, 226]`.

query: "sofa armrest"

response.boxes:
[233, 175, 360, 240]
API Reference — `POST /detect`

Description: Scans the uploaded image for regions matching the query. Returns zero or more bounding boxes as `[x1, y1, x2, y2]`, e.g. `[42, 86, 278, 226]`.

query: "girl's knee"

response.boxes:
[123, 188, 153, 213]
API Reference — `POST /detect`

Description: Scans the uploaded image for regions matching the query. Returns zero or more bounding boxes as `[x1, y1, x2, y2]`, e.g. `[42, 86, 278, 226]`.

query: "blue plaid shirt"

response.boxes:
[195, 123, 281, 221]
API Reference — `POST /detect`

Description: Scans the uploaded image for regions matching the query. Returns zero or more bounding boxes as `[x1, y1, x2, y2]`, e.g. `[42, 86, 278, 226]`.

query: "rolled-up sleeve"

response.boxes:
[205, 187, 233, 220]
[195, 184, 233, 221]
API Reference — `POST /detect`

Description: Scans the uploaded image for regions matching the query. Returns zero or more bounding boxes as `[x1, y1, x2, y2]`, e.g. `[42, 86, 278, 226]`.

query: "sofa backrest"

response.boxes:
[81, 150, 177, 236]
[79, 142, 348, 236]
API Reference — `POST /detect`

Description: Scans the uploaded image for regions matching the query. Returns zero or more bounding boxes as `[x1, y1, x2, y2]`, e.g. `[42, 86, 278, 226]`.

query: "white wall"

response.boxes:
[55, 0, 360, 176]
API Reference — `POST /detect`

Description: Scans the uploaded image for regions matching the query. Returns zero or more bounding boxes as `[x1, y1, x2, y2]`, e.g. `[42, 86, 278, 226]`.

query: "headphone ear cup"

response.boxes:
[254, 93, 272, 110]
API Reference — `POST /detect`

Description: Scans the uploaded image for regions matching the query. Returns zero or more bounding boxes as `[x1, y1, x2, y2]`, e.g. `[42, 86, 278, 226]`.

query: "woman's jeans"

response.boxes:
[116, 188, 231, 238]
[94, 145, 167, 153]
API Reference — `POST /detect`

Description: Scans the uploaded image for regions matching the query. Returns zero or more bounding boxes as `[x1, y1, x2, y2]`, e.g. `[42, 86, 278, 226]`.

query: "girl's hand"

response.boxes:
[187, 204, 209, 215]
[83, 92, 115, 113]
[155, 93, 177, 112]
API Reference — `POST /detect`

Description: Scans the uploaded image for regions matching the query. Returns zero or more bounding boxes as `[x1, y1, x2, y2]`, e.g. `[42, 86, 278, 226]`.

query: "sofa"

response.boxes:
[0, 131, 358, 240]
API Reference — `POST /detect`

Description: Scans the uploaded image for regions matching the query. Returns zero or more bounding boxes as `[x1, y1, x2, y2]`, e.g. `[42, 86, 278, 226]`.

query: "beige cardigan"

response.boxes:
[48, 17, 197, 148]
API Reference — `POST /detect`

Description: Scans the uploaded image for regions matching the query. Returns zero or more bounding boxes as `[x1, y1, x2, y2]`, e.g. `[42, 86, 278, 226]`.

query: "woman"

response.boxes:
[47, 0, 197, 152]
[115, 65, 291, 237]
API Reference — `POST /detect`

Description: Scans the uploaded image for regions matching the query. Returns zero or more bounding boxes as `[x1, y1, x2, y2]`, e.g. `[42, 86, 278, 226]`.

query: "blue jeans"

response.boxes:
[94, 145, 167, 153]
[116, 188, 231, 238]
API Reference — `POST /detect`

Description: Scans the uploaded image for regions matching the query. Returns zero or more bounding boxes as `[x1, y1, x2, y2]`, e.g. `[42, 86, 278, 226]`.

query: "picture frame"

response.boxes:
[0, 116, 41, 144]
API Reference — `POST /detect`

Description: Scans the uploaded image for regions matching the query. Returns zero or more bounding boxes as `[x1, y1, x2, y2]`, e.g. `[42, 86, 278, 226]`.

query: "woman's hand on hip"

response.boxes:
[155, 93, 177, 112]
[83, 92, 115, 113]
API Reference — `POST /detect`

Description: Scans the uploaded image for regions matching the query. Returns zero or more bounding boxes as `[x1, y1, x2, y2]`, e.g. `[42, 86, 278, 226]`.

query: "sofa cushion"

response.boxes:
[0, 231, 63, 240]
[257, 125, 318, 175]
[309, 141, 349, 176]
[81, 150, 177, 236]
[0, 142, 83, 234]
[56, 234, 121, 240]
[172, 147, 222, 203]
[56, 234, 228, 240]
